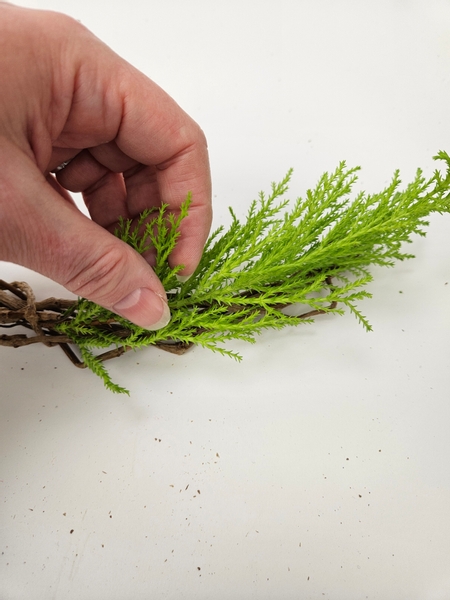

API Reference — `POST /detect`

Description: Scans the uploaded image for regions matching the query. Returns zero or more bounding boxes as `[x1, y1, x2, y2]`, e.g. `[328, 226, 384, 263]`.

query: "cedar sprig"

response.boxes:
[57, 151, 450, 392]
[3, 153, 450, 393]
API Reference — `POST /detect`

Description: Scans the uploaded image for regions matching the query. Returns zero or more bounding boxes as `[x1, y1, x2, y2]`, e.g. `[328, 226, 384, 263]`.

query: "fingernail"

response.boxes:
[113, 288, 171, 330]
[176, 274, 191, 283]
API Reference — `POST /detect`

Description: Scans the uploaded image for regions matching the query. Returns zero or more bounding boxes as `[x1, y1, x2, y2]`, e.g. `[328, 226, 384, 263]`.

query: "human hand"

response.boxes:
[0, 3, 212, 329]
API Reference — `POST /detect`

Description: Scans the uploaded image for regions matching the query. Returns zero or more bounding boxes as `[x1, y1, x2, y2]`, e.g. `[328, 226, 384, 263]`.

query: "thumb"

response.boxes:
[1, 149, 170, 330]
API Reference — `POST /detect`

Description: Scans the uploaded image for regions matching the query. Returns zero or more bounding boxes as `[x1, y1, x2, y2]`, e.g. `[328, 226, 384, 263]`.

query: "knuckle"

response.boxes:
[64, 245, 129, 305]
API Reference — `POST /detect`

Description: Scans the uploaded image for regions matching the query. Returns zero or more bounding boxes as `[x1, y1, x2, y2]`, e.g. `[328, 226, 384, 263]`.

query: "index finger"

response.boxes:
[57, 22, 212, 274]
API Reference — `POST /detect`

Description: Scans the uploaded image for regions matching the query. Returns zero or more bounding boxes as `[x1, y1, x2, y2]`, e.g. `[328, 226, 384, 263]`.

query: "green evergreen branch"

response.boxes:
[79, 346, 130, 395]
[2, 153, 450, 394]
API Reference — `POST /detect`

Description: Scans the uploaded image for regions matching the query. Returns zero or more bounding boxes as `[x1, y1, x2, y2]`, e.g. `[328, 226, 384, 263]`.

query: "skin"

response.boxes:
[0, 2, 212, 329]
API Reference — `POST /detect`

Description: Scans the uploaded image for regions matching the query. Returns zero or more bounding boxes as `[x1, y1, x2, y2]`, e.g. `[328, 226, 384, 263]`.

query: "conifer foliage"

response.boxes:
[2, 153, 450, 393]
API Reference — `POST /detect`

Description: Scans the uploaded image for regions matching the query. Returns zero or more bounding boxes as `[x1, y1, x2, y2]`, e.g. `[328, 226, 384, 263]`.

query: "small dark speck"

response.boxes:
[70, 529, 74, 534]
[197, 567, 201, 571]
[197, 490, 201, 495]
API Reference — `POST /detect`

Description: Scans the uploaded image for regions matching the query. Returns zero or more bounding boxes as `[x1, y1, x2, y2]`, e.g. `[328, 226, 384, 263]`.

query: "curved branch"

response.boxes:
[0, 277, 337, 368]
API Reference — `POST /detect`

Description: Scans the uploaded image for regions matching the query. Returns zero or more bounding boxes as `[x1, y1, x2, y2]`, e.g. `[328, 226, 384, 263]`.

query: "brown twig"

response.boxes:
[0, 277, 337, 368]
[0, 279, 198, 366]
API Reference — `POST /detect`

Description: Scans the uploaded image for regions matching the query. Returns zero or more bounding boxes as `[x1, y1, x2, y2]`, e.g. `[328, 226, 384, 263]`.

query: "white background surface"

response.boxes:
[1, 1, 450, 599]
